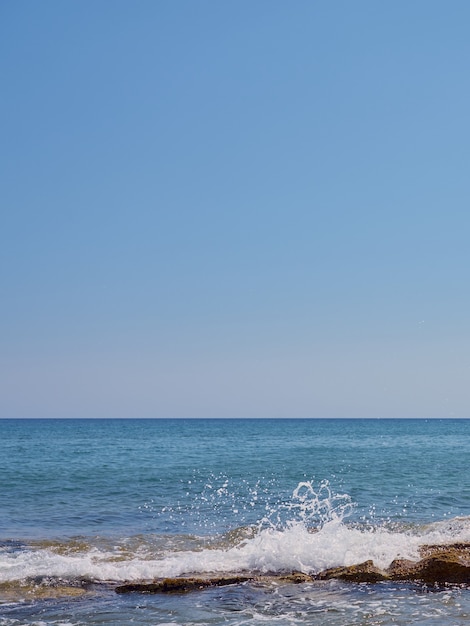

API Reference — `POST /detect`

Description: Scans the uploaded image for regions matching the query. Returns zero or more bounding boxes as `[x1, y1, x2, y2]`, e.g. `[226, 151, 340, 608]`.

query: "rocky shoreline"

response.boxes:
[115, 542, 470, 593]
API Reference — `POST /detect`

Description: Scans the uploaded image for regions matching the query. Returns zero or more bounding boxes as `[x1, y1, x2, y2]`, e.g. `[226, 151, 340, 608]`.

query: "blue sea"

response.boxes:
[0, 418, 469, 625]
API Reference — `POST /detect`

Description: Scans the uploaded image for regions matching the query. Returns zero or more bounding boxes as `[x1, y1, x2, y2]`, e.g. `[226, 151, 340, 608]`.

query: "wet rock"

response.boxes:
[115, 575, 253, 594]
[0, 583, 88, 603]
[418, 542, 470, 560]
[317, 544, 470, 585]
[389, 551, 470, 584]
[115, 572, 315, 594]
[276, 572, 314, 584]
[387, 558, 418, 579]
[388, 543, 470, 584]
[413, 553, 470, 584]
[114, 543, 470, 593]
[315, 560, 389, 583]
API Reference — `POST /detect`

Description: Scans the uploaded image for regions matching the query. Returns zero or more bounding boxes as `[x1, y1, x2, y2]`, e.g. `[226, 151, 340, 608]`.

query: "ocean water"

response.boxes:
[0, 418, 469, 625]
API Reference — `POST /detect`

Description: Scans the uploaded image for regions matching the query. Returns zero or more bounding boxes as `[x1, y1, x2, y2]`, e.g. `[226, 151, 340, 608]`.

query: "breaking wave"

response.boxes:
[1, 481, 470, 584]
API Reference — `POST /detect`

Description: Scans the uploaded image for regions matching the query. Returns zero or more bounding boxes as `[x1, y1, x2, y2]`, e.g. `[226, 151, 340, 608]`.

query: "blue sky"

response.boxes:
[1, 1, 469, 418]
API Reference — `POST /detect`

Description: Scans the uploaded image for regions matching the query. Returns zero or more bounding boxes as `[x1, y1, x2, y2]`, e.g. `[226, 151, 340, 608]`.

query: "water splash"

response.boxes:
[142, 475, 354, 537]
[141, 472, 282, 534]
[263, 480, 354, 530]
[2, 480, 470, 584]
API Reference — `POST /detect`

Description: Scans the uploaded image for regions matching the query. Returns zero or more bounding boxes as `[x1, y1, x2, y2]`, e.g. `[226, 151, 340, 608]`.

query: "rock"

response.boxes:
[115, 572, 314, 594]
[115, 575, 253, 594]
[276, 572, 313, 584]
[418, 542, 470, 560]
[389, 551, 470, 584]
[0, 583, 88, 603]
[388, 543, 470, 584]
[387, 558, 418, 579]
[315, 560, 389, 583]
[415, 553, 470, 584]
[317, 543, 470, 585]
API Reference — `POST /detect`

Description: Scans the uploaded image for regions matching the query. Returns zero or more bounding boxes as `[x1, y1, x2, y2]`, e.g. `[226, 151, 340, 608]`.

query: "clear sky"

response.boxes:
[1, 1, 469, 418]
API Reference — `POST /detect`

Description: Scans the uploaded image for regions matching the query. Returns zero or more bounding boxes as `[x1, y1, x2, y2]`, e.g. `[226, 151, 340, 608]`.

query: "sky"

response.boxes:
[1, 0, 469, 418]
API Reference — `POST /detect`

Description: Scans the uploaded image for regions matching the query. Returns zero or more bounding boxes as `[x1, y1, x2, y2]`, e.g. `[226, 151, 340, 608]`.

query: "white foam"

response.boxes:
[2, 482, 469, 583]
[2, 517, 469, 583]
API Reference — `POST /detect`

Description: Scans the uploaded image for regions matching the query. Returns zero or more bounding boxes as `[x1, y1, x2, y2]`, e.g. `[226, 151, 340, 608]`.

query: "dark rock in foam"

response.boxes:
[114, 543, 470, 593]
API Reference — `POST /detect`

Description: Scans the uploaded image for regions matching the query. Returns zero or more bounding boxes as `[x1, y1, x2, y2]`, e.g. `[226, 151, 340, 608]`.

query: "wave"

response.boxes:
[1, 482, 470, 584]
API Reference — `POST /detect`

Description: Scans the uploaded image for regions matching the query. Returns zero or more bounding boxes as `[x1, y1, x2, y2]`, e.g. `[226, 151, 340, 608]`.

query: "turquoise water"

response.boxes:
[0, 418, 469, 624]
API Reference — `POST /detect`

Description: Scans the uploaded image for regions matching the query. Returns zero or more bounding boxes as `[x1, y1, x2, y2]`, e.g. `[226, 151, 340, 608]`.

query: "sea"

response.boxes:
[0, 418, 469, 625]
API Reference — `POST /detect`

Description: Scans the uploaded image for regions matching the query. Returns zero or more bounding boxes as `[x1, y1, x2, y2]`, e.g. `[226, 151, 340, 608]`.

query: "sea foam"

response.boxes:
[1, 481, 469, 583]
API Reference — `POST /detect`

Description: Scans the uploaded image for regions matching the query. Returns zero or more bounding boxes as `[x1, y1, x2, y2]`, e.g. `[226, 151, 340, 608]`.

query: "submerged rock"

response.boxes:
[0, 583, 88, 603]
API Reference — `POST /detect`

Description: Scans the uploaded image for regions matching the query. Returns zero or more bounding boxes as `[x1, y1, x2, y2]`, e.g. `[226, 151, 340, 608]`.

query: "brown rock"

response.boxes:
[417, 553, 470, 584]
[115, 575, 253, 594]
[0, 583, 88, 602]
[418, 542, 470, 560]
[315, 560, 389, 583]
[276, 572, 314, 584]
[387, 558, 419, 579]
[389, 552, 470, 584]
[387, 543, 470, 584]
[115, 571, 314, 594]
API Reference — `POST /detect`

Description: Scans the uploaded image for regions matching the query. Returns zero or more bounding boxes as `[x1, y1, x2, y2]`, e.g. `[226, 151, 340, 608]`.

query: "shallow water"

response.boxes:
[1, 579, 469, 626]
[0, 418, 469, 624]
